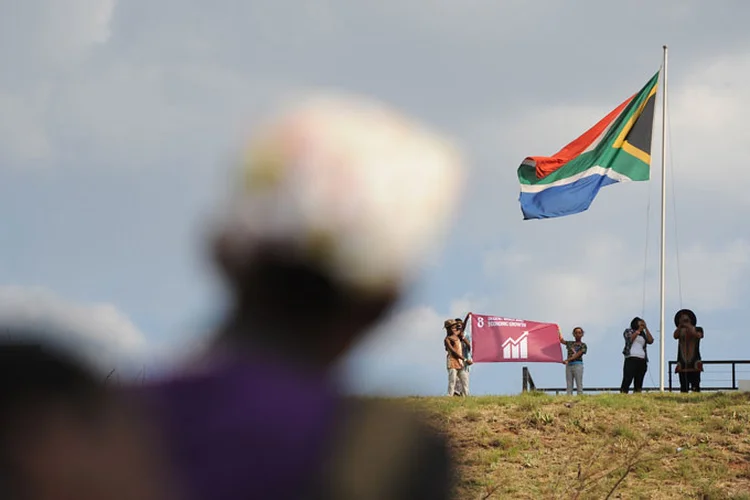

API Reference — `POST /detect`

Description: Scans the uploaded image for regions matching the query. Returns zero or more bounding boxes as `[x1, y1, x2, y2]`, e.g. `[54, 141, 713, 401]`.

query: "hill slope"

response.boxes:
[403, 392, 750, 499]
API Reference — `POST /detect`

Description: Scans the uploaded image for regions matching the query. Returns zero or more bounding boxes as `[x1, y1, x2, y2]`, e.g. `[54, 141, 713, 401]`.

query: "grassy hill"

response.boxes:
[403, 391, 750, 499]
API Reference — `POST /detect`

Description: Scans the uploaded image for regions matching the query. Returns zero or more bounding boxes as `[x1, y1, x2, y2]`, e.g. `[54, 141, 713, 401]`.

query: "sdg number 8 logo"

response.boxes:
[476, 317, 484, 328]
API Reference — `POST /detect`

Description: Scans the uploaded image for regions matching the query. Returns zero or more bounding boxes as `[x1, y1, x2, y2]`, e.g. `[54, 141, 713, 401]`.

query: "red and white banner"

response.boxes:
[470, 314, 563, 363]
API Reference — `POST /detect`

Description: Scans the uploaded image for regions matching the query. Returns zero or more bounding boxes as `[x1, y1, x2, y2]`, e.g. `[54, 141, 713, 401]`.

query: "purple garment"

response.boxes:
[135, 353, 339, 500]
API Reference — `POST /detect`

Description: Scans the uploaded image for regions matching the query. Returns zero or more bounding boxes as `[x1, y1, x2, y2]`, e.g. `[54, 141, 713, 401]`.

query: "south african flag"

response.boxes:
[518, 71, 659, 220]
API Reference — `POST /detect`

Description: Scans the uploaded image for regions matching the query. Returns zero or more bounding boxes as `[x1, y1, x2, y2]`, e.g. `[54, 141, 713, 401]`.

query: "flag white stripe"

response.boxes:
[519, 165, 633, 194]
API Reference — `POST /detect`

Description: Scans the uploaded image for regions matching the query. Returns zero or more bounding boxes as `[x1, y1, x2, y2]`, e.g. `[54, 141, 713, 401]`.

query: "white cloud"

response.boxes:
[669, 52, 750, 198]
[49, 63, 287, 165]
[448, 298, 476, 318]
[0, 89, 52, 162]
[678, 239, 750, 309]
[0, 0, 116, 163]
[340, 305, 450, 395]
[0, 0, 303, 167]
[0, 286, 148, 372]
[2, 58, 298, 167]
[479, 235, 641, 329]
[478, 233, 750, 334]
[475, 102, 626, 167]
[353, 306, 443, 368]
[0, 0, 115, 68]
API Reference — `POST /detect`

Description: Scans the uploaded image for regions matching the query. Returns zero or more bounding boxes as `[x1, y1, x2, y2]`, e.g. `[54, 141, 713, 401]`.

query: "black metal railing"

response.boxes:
[522, 361, 750, 394]
[667, 360, 750, 392]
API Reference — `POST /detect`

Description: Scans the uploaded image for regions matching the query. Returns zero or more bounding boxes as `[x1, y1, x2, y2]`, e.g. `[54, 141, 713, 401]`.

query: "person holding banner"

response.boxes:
[454, 318, 472, 396]
[620, 317, 654, 393]
[444, 320, 470, 396]
[558, 327, 587, 395]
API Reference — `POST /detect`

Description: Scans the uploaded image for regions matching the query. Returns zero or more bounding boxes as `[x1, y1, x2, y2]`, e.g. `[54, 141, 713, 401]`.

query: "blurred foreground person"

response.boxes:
[138, 95, 466, 499]
[0, 337, 177, 500]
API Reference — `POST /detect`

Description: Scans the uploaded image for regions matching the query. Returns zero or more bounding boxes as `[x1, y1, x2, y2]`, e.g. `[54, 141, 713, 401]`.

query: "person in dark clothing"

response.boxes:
[134, 96, 466, 500]
[0, 338, 175, 500]
[673, 309, 703, 393]
[620, 316, 654, 393]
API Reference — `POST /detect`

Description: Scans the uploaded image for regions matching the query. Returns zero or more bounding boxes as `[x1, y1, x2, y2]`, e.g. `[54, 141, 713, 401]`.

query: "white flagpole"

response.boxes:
[659, 45, 668, 392]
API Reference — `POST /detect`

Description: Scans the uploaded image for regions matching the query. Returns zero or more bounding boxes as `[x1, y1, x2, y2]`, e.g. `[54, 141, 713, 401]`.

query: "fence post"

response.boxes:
[522, 366, 536, 392]
[732, 362, 736, 389]
[668, 362, 673, 392]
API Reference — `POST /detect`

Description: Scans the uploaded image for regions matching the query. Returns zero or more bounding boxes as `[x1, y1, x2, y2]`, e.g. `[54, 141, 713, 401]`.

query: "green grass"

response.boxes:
[400, 392, 750, 499]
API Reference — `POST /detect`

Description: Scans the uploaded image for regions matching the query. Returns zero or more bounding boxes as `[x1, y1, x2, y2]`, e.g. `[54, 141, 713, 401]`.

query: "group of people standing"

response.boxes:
[617, 308, 704, 394]
[445, 308, 705, 396]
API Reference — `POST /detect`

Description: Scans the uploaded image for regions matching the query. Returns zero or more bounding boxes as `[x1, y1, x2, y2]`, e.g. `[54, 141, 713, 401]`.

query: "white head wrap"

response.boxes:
[213, 94, 466, 295]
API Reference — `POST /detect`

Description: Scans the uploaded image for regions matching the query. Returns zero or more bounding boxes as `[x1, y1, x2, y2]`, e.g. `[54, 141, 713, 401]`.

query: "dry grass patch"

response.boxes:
[400, 392, 750, 499]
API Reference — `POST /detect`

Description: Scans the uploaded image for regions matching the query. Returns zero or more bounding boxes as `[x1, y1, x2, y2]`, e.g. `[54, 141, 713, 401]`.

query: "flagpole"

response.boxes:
[659, 45, 668, 392]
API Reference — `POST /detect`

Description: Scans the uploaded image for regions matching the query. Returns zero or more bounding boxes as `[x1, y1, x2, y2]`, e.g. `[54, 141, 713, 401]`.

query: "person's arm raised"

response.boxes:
[643, 324, 654, 344]
[461, 312, 472, 332]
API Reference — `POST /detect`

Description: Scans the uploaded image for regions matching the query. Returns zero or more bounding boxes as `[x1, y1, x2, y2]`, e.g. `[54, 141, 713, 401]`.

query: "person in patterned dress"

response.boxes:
[673, 309, 703, 393]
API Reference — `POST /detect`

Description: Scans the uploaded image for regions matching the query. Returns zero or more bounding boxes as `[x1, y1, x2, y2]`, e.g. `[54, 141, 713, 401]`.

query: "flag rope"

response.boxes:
[667, 103, 684, 307]
[642, 167, 652, 318]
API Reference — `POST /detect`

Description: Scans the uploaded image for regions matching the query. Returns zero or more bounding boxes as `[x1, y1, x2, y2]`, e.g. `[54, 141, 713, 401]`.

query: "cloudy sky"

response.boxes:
[3, 0, 750, 394]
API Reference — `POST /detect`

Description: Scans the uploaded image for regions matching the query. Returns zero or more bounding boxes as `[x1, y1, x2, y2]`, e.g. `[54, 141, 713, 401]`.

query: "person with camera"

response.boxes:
[620, 316, 654, 393]
[673, 309, 703, 393]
